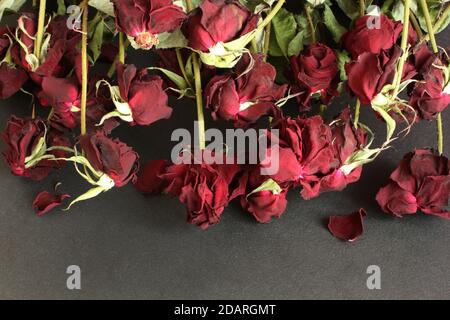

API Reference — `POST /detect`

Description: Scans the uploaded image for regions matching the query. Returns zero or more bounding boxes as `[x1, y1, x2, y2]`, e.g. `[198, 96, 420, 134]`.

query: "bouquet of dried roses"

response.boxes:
[0, 0, 449, 241]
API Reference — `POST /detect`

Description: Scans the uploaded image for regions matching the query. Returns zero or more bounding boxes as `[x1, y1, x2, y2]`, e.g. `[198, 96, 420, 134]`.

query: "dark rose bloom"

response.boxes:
[134, 159, 170, 194]
[376, 149, 450, 219]
[346, 46, 416, 105]
[270, 115, 336, 190]
[112, 0, 186, 50]
[115, 62, 172, 126]
[239, 171, 288, 223]
[300, 109, 367, 199]
[12, 15, 81, 84]
[342, 14, 403, 59]
[1, 116, 70, 180]
[0, 28, 28, 99]
[204, 54, 287, 127]
[156, 151, 244, 229]
[328, 208, 366, 242]
[182, 0, 258, 52]
[409, 46, 450, 120]
[290, 43, 339, 109]
[80, 132, 139, 187]
[32, 191, 70, 216]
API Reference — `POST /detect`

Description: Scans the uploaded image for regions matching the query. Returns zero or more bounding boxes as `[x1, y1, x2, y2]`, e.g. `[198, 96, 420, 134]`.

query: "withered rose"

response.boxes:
[376, 149, 450, 219]
[342, 14, 403, 59]
[409, 47, 450, 120]
[346, 46, 416, 105]
[0, 28, 28, 99]
[182, 0, 258, 53]
[157, 150, 244, 229]
[328, 208, 367, 242]
[112, 0, 186, 50]
[290, 43, 339, 109]
[204, 54, 287, 127]
[1, 116, 70, 180]
[80, 132, 139, 187]
[115, 62, 172, 126]
[32, 191, 70, 216]
[134, 159, 170, 194]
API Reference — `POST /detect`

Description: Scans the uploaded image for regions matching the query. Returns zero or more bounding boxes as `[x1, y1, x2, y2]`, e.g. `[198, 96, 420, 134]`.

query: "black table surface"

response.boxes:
[0, 29, 449, 300]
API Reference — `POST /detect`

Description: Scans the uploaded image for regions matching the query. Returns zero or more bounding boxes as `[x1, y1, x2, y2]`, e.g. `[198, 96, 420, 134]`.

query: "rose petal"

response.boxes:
[328, 208, 367, 242]
[32, 191, 71, 216]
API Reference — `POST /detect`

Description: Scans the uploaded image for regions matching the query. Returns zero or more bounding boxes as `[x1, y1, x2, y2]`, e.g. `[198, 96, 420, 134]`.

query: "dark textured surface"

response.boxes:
[0, 28, 449, 300]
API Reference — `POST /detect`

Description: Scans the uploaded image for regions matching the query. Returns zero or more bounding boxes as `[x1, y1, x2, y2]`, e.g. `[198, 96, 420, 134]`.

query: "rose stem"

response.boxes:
[305, 4, 316, 44]
[262, 22, 271, 62]
[119, 32, 125, 64]
[176, 49, 192, 88]
[392, 0, 411, 99]
[106, 40, 130, 78]
[256, 0, 285, 33]
[420, 4, 450, 43]
[34, 0, 47, 60]
[80, 0, 89, 136]
[353, 0, 366, 128]
[359, 0, 365, 17]
[419, 0, 444, 155]
[185, 0, 205, 150]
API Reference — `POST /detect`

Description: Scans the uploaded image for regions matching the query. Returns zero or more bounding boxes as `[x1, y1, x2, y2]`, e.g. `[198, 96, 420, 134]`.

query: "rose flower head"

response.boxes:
[376, 149, 450, 219]
[112, 0, 186, 50]
[205, 54, 287, 127]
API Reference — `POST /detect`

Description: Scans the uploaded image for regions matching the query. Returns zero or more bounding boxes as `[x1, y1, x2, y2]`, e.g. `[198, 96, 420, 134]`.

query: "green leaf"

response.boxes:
[148, 67, 188, 91]
[271, 8, 298, 57]
[57, 0, 66, 16]
[88, 0, 114, 16]
[371, 105, 396, 143]
[323, 4, 347, 43]
[156, 29, 188, 49]
[337, 50, 350, 81]
[65, 186, 107, 210]
[336, 0, 373, 20]
[247, 178, 282, 198]
[306, 0, 326, 7]
[287, 31, 304, 56]
[89, 18, 105, 64]
[0, 0, 26, 21]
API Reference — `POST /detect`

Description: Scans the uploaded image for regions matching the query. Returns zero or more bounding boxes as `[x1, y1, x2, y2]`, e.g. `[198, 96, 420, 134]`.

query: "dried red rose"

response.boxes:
[204, 54, 287, 127]
[342, 14, 403, 59]
[328, 208, 367, 242]
[409, 47, 450, 120]
[290, 43, 339, 109]
[80, 132, 139, 187]
[134, 159, 169, 194]
[376, 149, 450, 219]
[114, 62, 172, 126]
[32, 191, 70, 216]
[346, 46, 416, 105]
[2, 116, 70, 181]
[112, 0, 186, 50]
[182, 0, 258, 53]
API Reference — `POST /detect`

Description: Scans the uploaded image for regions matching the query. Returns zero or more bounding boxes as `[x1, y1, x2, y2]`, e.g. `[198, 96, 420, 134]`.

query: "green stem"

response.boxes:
[305, 4, 316, 44]
[359, 0, 365, 17]
[262, 22, 271, 61]
[185, 0, 194, 12]
[419, 0, 444, 155]
[119, 32, 125, 64]
[175, 48, 192, 88]
[80, 0, 89, 136]
[257, 0, 286, 33]
[192, 54, 205, 150]
[107, 40, 130, 78]
[34, 0, 46, 60]
[392, 0, 411, 99]
[420, 4, 450, 43]
[354, 99, 361, 129]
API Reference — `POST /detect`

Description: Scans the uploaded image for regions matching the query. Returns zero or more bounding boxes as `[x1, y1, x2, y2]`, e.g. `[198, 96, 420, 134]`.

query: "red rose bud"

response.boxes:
[100, 63, 172, 126]
[80, 132, 139, 187]
[159, 150, 244, 229]
[112, 0, 186, 50]
[240, 174, 288, 223]
[182, 0, 258, 53]
[205, 54, 287, 127]
[342, 14, 403, 59]
[328, 208, 367, 242]
[1, 116, 70, 180]
[376, 149, 450, 219]
[409, 51, 450, 120]
[290, 43, 339, 109]
[346, 46, 415, 105]
[32, 191, 70, 216]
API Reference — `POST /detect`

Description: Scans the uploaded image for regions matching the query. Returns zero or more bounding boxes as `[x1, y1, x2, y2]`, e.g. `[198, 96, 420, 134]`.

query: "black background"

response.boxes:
[0, 13, 449, 299]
